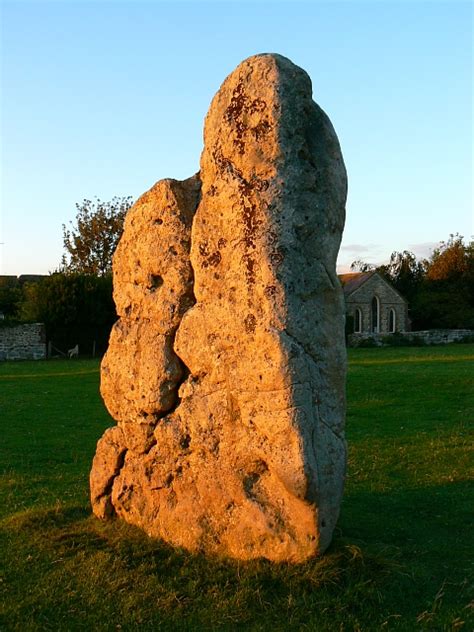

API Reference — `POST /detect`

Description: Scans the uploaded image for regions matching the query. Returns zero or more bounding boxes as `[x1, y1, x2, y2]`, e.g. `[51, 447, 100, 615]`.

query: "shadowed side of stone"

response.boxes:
[90, 54, 347, 562]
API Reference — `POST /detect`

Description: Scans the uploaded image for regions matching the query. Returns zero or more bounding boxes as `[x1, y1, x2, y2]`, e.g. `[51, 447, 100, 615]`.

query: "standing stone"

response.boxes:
[90, 53, 347, 562]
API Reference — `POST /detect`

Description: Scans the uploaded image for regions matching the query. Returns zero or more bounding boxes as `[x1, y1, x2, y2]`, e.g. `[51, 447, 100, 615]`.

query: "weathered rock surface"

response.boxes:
[90, 53, 347, 562]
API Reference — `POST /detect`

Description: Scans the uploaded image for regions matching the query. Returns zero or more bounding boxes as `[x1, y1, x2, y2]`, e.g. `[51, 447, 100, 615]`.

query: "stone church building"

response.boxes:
[339, 272, 409, 335]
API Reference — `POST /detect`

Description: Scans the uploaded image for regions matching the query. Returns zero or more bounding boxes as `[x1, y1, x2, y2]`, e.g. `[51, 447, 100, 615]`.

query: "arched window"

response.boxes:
[354, 308, 362, 333]
[371, 296, 380, 333]
[389, 308, 396, 333]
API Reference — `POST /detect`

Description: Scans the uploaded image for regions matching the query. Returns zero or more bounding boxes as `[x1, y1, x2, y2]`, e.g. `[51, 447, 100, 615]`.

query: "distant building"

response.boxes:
[339, 271, 409, 335]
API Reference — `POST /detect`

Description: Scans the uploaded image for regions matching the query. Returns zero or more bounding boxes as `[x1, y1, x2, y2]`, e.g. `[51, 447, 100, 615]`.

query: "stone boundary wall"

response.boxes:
[348, 329, 474, 347]
[0, 323, 46, 360]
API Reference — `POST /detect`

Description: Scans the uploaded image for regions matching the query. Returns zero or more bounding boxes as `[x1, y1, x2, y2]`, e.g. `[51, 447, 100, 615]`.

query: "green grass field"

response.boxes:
[1, 345, 473, 631]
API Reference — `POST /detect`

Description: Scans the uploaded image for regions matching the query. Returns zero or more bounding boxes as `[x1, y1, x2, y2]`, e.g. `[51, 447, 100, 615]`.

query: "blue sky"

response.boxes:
[1, 0, 472, 275]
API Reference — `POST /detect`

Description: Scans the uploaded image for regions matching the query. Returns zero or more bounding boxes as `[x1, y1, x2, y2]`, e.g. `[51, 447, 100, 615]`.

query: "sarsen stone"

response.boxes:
[90, 53, 347, 562]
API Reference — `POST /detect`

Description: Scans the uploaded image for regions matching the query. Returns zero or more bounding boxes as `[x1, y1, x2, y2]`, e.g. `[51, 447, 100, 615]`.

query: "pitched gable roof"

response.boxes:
[338, 271, 375, 296]
[338, 271, 409, 304]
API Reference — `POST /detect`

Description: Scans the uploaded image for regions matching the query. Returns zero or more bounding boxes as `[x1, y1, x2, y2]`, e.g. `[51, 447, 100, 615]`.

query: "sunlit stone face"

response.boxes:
[90, 53, 347, 562]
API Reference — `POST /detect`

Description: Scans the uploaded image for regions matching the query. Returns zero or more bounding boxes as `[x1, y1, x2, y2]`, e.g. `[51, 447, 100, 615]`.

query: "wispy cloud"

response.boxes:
[337, 243, 387, 274]
[337, 242, 443, 274]
[339, 243, 381, 253]
[407, 242, 439, 259]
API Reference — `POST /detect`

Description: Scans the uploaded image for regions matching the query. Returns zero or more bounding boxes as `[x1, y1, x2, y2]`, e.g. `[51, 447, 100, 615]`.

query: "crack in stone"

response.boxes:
[282, 328, 344, 442]
[317, 416, 345, 443]
[96, 446, 128, 517]
[323, 262, 337, 291]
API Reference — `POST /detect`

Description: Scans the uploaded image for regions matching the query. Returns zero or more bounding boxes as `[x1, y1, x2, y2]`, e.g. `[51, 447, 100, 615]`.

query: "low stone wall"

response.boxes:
[348, 329, 474, 347]
[0, 323, 46, 360]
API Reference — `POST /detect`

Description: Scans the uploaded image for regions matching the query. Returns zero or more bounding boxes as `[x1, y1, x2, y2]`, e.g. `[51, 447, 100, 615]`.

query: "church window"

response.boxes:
[389, 308, 396, 333]
[354, 308, 362, 333]
[371, 296, 380, 333]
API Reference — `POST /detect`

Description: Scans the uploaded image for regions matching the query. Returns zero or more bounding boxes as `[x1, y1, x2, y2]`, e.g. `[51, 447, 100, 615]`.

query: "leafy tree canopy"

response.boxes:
[350, 260, 375, 273]
[61, 197, 133, 276]
[425, 233, 473, 281]
[20, 273, 116, 353]
[377, 250, 426, 301]
[0, 277, 22, 319]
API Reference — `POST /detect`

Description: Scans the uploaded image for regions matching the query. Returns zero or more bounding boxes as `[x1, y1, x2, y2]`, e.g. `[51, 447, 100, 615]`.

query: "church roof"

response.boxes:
[338, 271, 375, 296]
[338, 271, 409, 304]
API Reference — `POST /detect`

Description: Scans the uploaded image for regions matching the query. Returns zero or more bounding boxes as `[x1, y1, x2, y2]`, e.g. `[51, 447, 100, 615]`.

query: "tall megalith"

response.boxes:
[90, 53, 347, 562]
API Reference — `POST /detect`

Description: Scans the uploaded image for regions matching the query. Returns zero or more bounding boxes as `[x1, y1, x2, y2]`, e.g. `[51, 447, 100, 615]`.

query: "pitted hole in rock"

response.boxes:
[180, 434, 191, 450]
[154, 218, 163, 225]
[147, 274, 164, 292]
[243, 460, 268, 500]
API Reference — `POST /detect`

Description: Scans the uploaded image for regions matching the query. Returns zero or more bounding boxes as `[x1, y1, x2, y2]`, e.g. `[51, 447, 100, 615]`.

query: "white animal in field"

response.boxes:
[68, 344, 79, 358]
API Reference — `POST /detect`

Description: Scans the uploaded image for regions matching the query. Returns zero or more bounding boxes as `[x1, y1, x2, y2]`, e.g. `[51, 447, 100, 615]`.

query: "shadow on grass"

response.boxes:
[1, 489, 472, 631]
[342, 480, 473, 549]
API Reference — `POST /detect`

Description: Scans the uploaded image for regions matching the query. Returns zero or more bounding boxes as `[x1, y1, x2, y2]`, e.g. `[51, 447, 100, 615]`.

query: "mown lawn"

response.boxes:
[0, 346, 473, 631]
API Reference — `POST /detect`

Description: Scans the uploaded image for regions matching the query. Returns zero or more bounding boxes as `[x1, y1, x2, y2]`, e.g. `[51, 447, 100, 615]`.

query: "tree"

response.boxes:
[425, 233, 472, 281]
[0, 277, 22, 320]
[20, 273, 116, 354]
[61, 196, 133, 276]
[377, 251, 426, 301]
[350, 260, 375, 273]
[419, 234, 474, 329]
